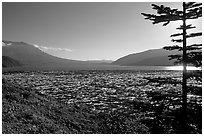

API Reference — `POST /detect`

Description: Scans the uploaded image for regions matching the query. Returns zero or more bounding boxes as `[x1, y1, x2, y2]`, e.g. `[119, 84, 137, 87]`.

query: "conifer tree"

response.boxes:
[141, 2, 202, 133]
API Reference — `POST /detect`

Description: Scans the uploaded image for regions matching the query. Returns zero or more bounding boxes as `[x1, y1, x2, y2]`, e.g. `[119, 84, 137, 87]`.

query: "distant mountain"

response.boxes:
[86, 60, 113, 64]
[112, 49, 180, 66]
[2, 41, 85, 67]
[2, 56, 22, 68]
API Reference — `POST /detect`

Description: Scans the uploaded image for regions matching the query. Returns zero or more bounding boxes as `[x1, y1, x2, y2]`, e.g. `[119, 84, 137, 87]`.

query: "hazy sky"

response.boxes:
[2, 2, 202, 61]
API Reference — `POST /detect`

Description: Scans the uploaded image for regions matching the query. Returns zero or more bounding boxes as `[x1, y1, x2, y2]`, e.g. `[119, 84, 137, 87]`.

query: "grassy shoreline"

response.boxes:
[2, 79, 100, 133]
[2, 79, 150, 134]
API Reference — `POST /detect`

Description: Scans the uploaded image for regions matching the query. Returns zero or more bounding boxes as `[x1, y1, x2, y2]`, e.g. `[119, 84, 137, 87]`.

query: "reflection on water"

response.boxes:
[165, 66, 201, 71]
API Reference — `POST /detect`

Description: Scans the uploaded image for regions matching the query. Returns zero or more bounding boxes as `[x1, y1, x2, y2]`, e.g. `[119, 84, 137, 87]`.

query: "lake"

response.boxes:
[2, 64, 201, 72]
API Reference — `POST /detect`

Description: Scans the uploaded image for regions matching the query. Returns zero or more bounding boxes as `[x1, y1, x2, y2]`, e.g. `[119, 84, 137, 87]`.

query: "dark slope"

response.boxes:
[112, 49, 179, 66]
[2, 56, 22, 67]
[131, 55, 174, 66]
[2, 41, 84, 66]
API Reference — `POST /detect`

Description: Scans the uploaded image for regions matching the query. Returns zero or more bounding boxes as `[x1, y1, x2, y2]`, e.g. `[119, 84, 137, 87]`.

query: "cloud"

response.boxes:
[33, 44, 39, 48]
[2, 42, 6, 46]
[33, 44, 72, 52]
[2, 42, 12, 46]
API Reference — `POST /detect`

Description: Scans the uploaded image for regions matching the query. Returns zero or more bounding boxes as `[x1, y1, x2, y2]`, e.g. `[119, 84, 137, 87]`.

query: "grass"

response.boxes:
[2, 74, 201, 134]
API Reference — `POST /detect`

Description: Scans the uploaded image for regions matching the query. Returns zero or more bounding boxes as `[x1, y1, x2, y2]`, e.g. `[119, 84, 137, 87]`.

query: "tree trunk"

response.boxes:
[181, 2, 188, 133]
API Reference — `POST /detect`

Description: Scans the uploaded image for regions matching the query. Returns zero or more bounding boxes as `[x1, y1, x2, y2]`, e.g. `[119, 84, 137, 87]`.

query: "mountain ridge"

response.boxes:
[3, 40, 180, 69]
[2, 40, 85, 66]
